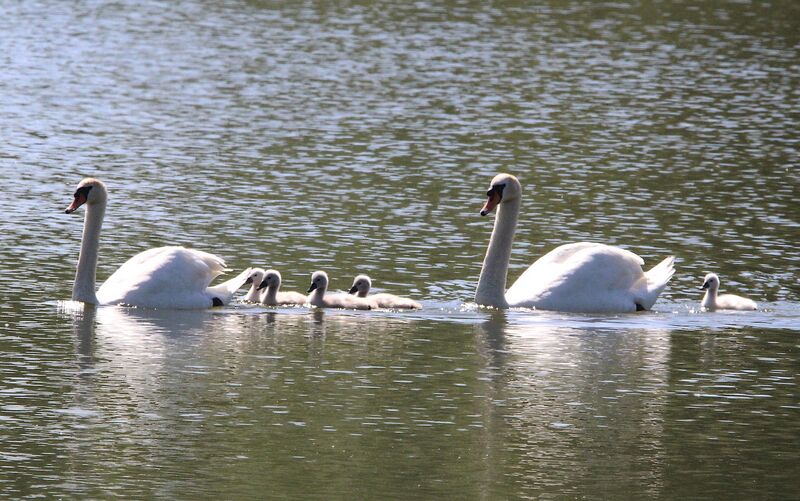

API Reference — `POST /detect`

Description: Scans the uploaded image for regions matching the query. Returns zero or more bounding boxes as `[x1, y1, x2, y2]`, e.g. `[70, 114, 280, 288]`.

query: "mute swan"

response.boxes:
[65, 178, 252, 309]
[700, 273, 757, 311]
[257, 269, 308, 306]
[475, 173, 675, 313]
[348, 274, 422, 309]
[307, 271, 372, 310]
[243, 268, 266, 302]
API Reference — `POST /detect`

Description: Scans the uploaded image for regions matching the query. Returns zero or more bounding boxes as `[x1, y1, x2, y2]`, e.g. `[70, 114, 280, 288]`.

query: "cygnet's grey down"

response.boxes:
[700, 273, 757, 311]
[256, 269, 307, 306]
[348, 274, 422, 310]
[307, 271, 372, 310]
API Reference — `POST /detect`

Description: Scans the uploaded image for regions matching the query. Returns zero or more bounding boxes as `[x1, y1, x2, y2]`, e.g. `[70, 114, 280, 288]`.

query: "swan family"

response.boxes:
[64, 175, 758, 313]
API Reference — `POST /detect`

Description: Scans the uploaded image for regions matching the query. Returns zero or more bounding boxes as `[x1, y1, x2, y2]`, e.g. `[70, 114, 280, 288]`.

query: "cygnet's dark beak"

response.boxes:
[244, 277, 253, 285]
[701, 281, 710, 290]
[257, 281, 269, 291]
[348, 285, 358, 295]
[307, 282, 318, 293]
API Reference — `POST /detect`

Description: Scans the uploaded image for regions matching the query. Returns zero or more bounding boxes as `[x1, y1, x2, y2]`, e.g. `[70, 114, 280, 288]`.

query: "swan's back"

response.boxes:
[348, 274, 421, 309]
[276, 291, 309, 306]
[714, 294, 758, 311]
[368, 293, 422, 310]
[505, 242, 665, 313]
[96, 246, 230, 308]
[320, 293, 372, 310]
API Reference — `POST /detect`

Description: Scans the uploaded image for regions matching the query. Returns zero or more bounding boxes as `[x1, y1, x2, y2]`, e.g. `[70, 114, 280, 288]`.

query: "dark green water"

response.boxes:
[1, 0, 798, 498]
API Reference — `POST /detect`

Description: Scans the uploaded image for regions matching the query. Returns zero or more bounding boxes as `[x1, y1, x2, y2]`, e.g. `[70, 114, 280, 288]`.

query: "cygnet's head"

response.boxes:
[257, 269, 282, 290]
[65, 178, 108, 214]
[480, 173, 522, 216]
[246, 268, 266, 288]
[307, 271, 329, 293]
[348, 274, 372, 295]
[701, 273, 720, 291]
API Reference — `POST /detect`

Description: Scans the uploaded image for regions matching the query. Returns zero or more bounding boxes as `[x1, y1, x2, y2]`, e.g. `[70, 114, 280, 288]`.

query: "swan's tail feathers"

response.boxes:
[639, 256, 675, 310]
[207, 267, 254, 305]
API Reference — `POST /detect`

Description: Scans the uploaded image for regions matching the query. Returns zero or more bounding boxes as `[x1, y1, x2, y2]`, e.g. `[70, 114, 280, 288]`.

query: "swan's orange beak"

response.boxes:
[65, 192, 87, 214]
[480, 192, 501, 216]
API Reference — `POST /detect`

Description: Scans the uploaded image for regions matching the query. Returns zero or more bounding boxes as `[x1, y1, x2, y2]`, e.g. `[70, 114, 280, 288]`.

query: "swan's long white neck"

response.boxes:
[475, 197, 519, 308]
[72, 202, 104, 304]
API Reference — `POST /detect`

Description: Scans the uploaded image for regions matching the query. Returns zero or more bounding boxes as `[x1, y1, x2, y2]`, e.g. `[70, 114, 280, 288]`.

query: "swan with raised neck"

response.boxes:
[475, 173, 675, 313]
[66, 178, 252, 309]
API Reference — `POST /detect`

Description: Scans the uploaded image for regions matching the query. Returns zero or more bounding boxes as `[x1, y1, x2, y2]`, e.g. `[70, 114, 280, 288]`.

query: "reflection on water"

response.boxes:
[2, 303, 790, 498]
[1, 0, 799, 498]
[477, 312, 670, 497]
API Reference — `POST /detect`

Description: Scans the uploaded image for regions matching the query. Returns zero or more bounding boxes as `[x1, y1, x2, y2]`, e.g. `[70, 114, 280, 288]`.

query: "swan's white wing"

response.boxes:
[96, 246, 226, 308]
[505, 243, 646, 313]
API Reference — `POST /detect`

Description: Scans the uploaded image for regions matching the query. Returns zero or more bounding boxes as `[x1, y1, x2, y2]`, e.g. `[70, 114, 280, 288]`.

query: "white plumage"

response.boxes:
[66, 178, 251, 309]
[475, 173, 675, 313]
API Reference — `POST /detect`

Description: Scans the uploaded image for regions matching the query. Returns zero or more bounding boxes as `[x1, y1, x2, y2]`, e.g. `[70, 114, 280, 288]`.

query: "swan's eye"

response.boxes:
[486, 183, 506, 199]
[74, 185, 93, 199]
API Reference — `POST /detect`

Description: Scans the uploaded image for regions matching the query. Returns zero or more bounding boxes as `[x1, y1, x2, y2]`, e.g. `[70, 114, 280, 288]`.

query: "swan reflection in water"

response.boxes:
[474, 311, 671, 495]
[60, 301, 220, 403]
[58, 302, 413, 402]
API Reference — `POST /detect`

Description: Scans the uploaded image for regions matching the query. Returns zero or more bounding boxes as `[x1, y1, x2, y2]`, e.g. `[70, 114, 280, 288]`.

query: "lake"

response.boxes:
[1, 0, 798, 498]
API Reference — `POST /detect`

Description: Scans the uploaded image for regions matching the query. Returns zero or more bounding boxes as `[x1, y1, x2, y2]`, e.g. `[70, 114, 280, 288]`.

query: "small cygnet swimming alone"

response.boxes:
[348, 274, 422, 310]
[700, 273, 757, 311]
[243, 268, 267, 303]
[307, 271, 372, 310]
[256, 269, 307, 306]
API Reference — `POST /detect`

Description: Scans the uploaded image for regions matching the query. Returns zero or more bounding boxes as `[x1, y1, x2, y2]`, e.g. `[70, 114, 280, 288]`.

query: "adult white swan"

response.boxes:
[475, 173, 675, 313]
[65, 178, 252, 309]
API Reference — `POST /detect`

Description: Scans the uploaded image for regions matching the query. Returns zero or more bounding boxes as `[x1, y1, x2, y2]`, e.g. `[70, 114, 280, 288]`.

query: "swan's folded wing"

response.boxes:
[96, 246, 226, 305]
[506, 243, 646, 312]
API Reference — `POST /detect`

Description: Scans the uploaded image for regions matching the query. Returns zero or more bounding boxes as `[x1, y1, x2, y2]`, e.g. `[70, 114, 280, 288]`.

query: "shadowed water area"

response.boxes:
[1, 0, 798, 498]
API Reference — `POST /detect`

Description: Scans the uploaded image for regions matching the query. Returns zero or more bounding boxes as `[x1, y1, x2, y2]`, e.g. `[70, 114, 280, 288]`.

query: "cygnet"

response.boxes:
[348, 274, 422, 309]
[307, 271, 372, 310]
[700, 273, 757, 311]
[256, 269, 307, 306]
